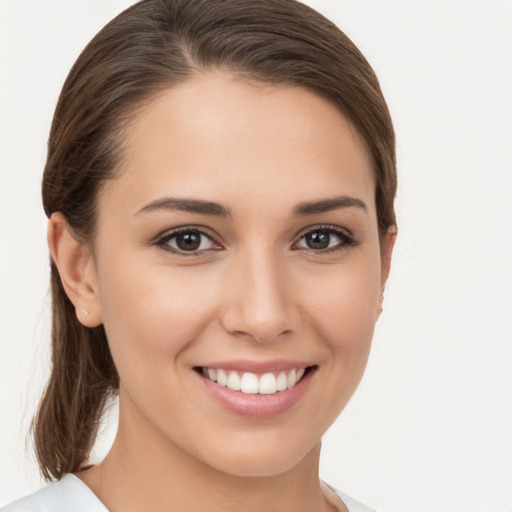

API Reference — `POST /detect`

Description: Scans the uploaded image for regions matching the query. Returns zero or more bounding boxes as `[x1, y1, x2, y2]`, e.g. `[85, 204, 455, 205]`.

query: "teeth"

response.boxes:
[240, 372, 259, 394]
[258, 373, 277, 394]
[202, 367, 308, 395]
[287, 369, 297, 388]
[227, 371, 241, 391]
[217, 369, 228, 387]
[276, 371, 288, 391]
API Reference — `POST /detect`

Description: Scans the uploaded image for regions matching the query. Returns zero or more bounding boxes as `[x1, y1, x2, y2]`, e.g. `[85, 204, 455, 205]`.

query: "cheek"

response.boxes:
[96, 254, 219, 377]
[302, 257, 381, 358]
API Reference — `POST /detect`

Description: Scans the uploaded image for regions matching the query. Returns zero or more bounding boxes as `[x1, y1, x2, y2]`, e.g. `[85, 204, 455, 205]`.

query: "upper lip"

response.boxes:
[195, 359, 313, 373]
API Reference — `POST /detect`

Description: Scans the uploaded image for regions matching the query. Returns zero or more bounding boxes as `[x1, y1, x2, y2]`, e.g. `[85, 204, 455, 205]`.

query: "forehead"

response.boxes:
[102, 71, 376, 217]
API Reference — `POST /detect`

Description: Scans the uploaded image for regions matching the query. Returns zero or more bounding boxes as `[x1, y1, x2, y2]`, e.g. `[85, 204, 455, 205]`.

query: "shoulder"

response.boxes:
[323, 481, 379, 512]
[335, 491, 378, 512]
[1, 474, 108, 512]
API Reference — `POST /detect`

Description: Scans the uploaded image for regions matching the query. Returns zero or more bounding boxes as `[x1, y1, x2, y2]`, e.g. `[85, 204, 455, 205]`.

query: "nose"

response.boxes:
[220, 247, 299, 343]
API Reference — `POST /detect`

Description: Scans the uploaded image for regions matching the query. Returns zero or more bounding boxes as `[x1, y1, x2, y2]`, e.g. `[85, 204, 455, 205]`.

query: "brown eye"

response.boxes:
[175, 231, 202, 251]
[295, 226, 357, 253]
[303, 230, 331, 250]
[158, 228, 220, 254]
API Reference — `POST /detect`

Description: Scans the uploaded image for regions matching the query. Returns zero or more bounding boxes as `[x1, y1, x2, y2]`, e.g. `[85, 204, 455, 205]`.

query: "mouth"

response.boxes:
[193, 365, 316, 395]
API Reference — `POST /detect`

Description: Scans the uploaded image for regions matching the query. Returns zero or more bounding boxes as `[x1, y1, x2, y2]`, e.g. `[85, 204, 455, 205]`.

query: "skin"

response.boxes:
[49, 71, 395, 512]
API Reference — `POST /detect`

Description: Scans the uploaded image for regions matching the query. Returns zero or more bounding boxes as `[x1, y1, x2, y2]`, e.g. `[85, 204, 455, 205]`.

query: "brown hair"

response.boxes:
[34, 0, 397, 481]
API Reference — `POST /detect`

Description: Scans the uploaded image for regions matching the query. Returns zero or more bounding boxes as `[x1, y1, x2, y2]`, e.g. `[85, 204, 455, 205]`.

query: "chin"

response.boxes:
[198, 436, 321, 478]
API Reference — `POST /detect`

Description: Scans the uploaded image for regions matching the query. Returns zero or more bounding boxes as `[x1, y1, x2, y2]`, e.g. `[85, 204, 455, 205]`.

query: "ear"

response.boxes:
[47, 212, 102, 327]
[377, 225, 397, 317]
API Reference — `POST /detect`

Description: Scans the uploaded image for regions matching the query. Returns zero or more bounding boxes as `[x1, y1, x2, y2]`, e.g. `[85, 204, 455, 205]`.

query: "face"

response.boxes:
[88, 72, 392, 477]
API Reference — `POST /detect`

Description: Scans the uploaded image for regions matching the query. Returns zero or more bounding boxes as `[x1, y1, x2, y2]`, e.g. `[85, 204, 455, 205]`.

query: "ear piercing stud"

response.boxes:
[81, 309, 89, 315]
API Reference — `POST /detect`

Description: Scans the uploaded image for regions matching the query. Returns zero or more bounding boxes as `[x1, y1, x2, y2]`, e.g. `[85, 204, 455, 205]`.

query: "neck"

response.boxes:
[79, 394, 336, 512]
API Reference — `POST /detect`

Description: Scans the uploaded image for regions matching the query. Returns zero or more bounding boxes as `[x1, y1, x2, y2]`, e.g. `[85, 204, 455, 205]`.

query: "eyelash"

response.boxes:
[294, 225, 358, 254]
[155, 225, 358, 257]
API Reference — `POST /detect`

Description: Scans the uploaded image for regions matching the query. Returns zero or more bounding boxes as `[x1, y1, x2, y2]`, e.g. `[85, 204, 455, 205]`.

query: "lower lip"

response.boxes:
[196, 368, 316, 418]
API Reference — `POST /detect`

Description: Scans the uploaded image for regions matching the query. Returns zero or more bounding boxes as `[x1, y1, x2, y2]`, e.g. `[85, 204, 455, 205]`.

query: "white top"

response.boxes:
[1, 474, 377, 512]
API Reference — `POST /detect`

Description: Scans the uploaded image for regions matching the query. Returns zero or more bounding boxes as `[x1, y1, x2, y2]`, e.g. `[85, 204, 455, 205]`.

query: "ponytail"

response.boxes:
[32, 263, 117, 481]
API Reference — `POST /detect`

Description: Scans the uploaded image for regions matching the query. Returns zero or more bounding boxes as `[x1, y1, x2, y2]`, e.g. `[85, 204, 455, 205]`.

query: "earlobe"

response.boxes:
[47, 213, 102, 327]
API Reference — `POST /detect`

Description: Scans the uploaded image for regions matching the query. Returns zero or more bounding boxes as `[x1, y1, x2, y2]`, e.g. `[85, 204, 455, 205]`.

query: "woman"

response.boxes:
[2, 0, 396, 510]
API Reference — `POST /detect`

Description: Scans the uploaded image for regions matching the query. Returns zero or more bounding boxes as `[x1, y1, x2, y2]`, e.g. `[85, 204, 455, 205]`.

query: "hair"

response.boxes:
[34, 0, 397, 481]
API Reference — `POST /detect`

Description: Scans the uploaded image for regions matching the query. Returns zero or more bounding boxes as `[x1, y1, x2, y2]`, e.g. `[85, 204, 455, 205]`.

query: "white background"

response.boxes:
[1, 1, 511, 510]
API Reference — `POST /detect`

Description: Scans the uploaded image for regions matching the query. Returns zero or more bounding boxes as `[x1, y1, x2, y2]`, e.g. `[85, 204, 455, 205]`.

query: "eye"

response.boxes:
[294, 226, 357, 253]
[156, 228, 221, 255]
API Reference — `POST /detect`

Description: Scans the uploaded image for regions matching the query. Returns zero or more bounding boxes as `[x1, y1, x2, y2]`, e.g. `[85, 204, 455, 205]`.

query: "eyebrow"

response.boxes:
[135, 195, 367, 218]
[292, 196, 368, 216]
[135, 197, 232, 217]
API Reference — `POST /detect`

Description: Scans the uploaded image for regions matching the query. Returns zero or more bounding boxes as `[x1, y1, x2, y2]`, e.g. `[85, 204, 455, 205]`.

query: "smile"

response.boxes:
[194, 362, 317, 417]
[199, 367, 307, 395]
